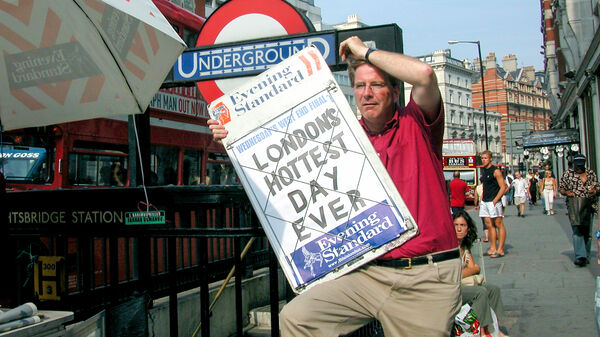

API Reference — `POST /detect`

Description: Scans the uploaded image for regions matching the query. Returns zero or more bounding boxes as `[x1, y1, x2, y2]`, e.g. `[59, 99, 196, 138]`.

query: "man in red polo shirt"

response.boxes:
[450, 171, 469, 214]
[208, 36, 460, 336]
[278, 36, 459, 336]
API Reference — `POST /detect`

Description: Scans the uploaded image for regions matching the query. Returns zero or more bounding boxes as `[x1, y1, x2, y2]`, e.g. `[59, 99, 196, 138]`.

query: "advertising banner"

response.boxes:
[208, 47, 417, 293]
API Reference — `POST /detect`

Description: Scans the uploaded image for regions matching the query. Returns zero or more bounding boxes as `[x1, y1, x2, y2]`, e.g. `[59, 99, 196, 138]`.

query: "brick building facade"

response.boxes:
[472, 53, 551, 164]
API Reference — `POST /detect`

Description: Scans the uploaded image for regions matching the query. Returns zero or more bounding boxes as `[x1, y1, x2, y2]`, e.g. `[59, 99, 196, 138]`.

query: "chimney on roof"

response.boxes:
[502, 54, 518, 72]
[347, 14, 361, 23]
[523, 66, 535, 82]
[485, 53, 497, 69]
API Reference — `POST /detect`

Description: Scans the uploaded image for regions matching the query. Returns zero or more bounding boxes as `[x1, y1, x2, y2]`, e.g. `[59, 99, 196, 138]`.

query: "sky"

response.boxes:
[314, 0, 545, 71]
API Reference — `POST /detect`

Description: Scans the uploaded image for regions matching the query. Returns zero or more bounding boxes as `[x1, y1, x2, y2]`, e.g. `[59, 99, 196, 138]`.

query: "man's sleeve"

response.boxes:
[591, 171, 599, 187]
[406, 96, 444, 158]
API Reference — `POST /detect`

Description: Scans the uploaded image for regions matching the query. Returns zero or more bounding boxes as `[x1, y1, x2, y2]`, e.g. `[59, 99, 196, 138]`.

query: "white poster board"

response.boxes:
[209, 47, 418, 293]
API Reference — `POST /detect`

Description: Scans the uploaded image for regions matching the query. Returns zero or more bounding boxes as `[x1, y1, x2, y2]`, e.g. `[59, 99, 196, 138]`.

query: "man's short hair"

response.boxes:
[347, 59, 400, 88]
[480, 150, 492, 158]
[454, 171, 460, 178]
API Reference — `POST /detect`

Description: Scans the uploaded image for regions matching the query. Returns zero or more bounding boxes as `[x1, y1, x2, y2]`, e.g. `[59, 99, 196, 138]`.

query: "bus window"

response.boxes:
[444, 170, 476, 186]
[0, 134, 55, 185]
[207, 153, 239, 185]
[183, 149, 203, 185]
[150, 145, 178, 185]
[1, 146, 50, 183]
[460, 170, 476, 186]
[443, 171, 454, 184]
[68, 141, 128, 186]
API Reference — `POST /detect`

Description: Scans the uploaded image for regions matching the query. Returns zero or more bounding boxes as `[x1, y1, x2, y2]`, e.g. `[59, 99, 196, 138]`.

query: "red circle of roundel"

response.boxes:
[196, 0, 312, 103]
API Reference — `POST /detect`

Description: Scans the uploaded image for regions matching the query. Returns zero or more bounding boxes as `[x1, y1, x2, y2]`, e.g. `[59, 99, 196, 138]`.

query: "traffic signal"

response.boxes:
[518, 162, 525, 172]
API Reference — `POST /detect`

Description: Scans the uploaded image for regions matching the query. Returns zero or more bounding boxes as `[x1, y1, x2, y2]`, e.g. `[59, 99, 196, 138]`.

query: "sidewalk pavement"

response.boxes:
[467, 196, 599, 337]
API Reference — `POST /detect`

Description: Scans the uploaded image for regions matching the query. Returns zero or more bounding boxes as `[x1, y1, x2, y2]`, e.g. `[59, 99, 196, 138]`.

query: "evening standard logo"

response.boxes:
[291, 203, 405, 284]
[213, 102, 231, 125]
[227, 49, 323, 116]
[301, 246, 323, 277]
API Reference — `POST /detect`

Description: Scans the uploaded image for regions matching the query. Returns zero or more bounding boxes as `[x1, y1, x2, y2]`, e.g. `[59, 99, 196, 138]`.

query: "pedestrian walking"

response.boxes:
[512, 171, 529, 217]
[478, 150, 508, 258]
[559, 153, 599, 267]
[529, 172, 538, 206]
[540, 170, 557, 215]
[505, 170, 515, 206]
[450, 171, 469, 215]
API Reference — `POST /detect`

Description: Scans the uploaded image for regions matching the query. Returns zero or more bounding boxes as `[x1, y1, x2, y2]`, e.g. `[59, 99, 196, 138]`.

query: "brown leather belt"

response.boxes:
[374, 249, 460, 269]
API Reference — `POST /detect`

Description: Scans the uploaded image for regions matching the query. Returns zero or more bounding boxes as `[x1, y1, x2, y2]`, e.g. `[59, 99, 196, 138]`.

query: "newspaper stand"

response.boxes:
[208, 47, 418, 293]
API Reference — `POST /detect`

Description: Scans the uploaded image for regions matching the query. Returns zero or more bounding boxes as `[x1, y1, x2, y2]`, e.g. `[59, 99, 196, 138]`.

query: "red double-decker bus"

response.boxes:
[0, 1, 238, 192]
[442, 139, 477, 203]
[1, 1, 250, 292]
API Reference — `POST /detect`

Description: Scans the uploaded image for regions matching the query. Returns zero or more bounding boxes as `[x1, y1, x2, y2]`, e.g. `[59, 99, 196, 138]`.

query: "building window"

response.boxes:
[150, 145, 179, 185]
[183, 149, 203, 185]
[68, 141, 128, 186]
[207, 153, 239, 185]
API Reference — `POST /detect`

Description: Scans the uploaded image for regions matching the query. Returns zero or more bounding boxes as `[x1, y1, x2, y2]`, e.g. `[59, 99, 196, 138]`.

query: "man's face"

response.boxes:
[354, 64, 399, 126]
[515, 172, 521, 179]
[481, 153, 491, 167]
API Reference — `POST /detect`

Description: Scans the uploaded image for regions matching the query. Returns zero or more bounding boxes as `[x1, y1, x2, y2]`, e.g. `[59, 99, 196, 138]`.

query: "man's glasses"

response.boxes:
[354, 82, 388, 92]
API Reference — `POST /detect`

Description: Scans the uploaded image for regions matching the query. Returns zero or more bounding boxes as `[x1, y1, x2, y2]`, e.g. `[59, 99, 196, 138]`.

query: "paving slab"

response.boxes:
[468, 197, 599, 337]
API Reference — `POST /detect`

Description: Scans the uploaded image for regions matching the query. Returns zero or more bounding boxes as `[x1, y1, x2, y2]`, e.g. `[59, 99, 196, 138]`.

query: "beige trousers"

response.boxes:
[280, 254, 462, 337]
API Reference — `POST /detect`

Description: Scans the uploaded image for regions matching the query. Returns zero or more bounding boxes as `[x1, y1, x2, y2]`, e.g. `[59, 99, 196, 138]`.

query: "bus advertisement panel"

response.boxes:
[442, 139, 477, 203]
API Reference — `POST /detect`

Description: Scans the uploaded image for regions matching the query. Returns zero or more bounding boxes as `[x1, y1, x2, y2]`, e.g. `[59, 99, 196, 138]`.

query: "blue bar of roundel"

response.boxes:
[173, 33, 336, 81]
[290, 201, 406, 285]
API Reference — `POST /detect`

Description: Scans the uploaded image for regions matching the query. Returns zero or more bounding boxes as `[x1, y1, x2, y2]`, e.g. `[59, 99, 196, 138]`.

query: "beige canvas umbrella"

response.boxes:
[0, 0, 186, 131]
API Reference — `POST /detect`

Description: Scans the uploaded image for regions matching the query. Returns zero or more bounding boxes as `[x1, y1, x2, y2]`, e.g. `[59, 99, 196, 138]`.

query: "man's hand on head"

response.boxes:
[339, 36, 369, 63]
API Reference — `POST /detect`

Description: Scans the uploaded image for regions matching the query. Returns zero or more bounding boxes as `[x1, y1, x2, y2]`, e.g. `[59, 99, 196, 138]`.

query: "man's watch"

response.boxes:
[595, 230, 600, 239]
[365, 47, 377, 64]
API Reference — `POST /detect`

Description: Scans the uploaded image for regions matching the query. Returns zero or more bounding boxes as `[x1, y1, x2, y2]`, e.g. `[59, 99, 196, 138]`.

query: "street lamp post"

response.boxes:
[448, 40, 489, 151]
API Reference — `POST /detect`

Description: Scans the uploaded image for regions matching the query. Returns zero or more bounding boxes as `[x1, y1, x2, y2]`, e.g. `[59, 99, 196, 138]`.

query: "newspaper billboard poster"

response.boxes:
[209, 47, 417, 293]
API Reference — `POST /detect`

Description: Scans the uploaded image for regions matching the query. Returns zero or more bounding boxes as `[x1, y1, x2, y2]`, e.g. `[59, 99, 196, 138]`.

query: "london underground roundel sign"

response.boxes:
[195, 0, 313, 103]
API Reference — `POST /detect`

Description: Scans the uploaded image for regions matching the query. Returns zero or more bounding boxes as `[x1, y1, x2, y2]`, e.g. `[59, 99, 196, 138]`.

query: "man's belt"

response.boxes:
[374, 249, 460, 269]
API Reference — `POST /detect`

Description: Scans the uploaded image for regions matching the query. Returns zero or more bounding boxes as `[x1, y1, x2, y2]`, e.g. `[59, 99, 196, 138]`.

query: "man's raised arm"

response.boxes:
[339, 36, 441, 122]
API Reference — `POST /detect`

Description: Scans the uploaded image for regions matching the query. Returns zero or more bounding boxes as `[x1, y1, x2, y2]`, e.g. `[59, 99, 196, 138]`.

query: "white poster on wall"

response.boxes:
[209, 47, 418, 293]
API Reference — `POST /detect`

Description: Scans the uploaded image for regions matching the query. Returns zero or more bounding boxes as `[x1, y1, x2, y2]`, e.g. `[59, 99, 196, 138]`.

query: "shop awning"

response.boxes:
[522, 128, 579, 148]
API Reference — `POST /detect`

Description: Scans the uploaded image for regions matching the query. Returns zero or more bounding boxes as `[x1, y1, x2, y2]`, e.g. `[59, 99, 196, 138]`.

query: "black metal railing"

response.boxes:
[3, 185, 278, 337]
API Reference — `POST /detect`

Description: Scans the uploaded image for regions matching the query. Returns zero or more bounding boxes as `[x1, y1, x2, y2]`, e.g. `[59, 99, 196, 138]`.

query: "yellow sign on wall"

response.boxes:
[34, 256, 65, 300]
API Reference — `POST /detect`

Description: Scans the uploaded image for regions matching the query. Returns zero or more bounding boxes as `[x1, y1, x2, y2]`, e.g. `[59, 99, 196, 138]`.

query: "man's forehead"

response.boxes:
[355, 64, 387, 80]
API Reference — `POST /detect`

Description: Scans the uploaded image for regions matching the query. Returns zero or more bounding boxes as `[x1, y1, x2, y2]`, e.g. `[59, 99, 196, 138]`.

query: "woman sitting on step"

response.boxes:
[454, 209, 508, 337]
